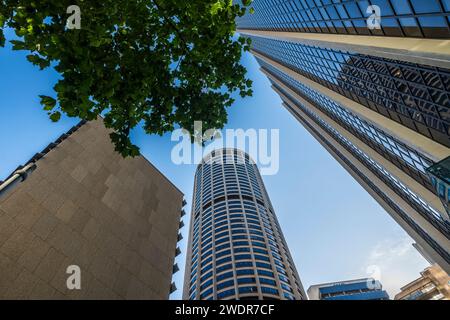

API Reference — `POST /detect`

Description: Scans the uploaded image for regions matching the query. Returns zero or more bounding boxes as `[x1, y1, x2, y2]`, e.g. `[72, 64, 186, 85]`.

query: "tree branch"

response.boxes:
[152, 0, 189, 49]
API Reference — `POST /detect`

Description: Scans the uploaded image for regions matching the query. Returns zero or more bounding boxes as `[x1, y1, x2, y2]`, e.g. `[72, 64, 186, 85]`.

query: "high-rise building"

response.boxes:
[237, 0, 450, 274]
[307, 278, 390, 300]
[0, 118, 185, 299]
[413, 242, 437, 265]
[183, 148, 306, 300]
[395, 264, 450, 300]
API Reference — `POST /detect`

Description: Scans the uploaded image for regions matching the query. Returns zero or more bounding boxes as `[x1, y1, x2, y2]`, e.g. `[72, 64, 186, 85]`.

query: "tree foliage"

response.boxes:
[0, 0, 253, 156]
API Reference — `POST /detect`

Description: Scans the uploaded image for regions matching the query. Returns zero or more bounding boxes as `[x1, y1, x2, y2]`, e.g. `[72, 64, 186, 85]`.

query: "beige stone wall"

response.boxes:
[0, 119, 183, 299]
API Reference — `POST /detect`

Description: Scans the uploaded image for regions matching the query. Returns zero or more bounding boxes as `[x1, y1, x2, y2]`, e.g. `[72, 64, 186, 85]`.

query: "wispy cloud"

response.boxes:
[362, 236, 430, 298]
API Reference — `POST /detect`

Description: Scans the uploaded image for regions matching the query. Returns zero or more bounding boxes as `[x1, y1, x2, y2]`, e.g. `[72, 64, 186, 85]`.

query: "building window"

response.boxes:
[217, 289, 236, 299]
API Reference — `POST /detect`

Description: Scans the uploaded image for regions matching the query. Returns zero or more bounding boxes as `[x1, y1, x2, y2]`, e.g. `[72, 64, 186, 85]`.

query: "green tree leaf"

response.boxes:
[1, 0, 254, 157]
[0, 28, 5, 47]
[49, 111, 61, 122]
[39, 95, 57, 111]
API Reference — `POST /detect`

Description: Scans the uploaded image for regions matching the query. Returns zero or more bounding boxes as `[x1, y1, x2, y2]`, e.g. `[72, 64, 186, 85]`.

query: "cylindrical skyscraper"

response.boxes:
[183, 148, 306, 300]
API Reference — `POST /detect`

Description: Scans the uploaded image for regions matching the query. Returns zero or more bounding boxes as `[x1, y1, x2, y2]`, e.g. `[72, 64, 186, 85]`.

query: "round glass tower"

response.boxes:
[183, 148, 306, 300]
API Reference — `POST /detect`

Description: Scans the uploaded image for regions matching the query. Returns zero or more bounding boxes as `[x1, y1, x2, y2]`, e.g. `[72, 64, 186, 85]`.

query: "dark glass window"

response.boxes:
[216, 256, 232, 266]
[259, 277, 277, 286]
[237, 277, 256, 284]
[215, 237, 229, 245]
[216, 243, 230, 252]
[200, 279, 213, 291]
[258, 269, 275, 278]
[236, 261, 253, 269]
[233, 241, 249, 247]
[253, 248, 269, 255]
[236, 269, 254, 276]
[216, 250, 231, 258]
[256, 262, 272, 270]
[201, 257, 213, 267]
[217, 271, 234, 282]
[217, 263, 233, 273]
[200, 287, 213, 299]
[217, 280, 234, 291]
[261, 287, 279, 296]
[255, 254, 270, 262]
[236, 0, 450, 38]
[200, 271, 213, 283]
[201, 263, 213, 274]
[217, 289, 235, 299]
[235, 254, 252, 260]
[238, 286, 258, 294]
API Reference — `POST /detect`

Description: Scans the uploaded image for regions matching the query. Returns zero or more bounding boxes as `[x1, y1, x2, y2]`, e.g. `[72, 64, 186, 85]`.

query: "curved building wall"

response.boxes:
[183, 149, 306, 300]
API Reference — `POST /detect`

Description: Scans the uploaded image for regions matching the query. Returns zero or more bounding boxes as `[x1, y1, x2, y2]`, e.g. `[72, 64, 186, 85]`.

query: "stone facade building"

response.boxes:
[0, 118, 184, 299]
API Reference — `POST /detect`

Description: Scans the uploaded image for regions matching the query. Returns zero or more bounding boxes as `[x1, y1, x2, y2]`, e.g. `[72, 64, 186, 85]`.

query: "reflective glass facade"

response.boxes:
[427, 156, 450, 215]
[249, 35, 450, 147]
[262, 61, 450, 238]
[237, 0, 450, 38]
[258, 57, 435, 189]
[287, 93, 450, 263]
[236, 1, 450, 272]
[183, 149, 306, 300]
[276, 85, 450, 263]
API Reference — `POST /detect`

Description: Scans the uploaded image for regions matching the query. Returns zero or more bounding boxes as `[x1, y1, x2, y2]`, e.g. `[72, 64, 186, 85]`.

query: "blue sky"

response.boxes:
[0, 32, 429, 299]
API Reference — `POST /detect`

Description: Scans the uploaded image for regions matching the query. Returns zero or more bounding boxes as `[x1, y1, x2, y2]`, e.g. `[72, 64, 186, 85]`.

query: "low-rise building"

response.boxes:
[395, 264, 450, 300]
[308, 278, 389, 300]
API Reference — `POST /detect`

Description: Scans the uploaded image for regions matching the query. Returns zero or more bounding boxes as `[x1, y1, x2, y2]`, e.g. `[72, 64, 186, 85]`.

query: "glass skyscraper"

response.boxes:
[236, 0, 450, 274]
[183, 149, 306, 300]
[308, 278, 390, 300]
